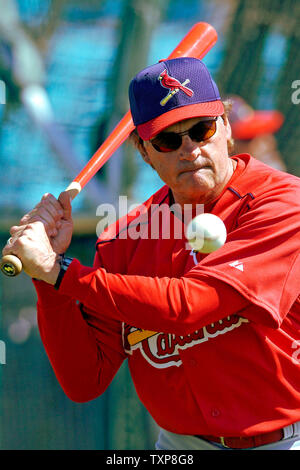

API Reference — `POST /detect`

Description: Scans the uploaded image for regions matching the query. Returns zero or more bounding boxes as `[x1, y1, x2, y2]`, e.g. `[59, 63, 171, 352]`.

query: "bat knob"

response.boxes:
[0, 255, 23, 277]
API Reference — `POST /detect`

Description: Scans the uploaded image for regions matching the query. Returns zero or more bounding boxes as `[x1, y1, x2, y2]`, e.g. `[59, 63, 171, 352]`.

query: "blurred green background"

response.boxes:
[0, 0, 299, 450]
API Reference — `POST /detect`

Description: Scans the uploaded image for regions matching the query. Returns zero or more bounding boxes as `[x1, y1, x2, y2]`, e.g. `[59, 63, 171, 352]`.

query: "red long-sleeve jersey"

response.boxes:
[34, 154, 300, 437]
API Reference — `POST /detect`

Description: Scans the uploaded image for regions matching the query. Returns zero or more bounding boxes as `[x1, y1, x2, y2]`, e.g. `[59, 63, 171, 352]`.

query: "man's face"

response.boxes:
[141, 116, 234, 207]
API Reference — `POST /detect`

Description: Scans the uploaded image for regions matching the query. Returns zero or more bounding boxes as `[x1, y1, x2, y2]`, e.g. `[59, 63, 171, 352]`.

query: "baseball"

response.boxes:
[186, 213, 227, 253]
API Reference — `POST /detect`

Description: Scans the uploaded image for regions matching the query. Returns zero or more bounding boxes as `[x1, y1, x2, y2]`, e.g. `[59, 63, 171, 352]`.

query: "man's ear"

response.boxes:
[222, 113, 232, 141]
[141, 149, 152, 165]
[137, 139, 152, 165]
[130, 131, 154, 166]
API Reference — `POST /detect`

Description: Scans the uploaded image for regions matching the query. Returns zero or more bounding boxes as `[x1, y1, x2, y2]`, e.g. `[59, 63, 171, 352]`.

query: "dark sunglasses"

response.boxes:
[150, 117, 218, 153]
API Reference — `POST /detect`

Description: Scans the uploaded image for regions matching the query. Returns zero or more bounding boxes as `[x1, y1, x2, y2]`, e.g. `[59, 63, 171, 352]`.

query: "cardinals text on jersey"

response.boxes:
[123, 315, 249, 369]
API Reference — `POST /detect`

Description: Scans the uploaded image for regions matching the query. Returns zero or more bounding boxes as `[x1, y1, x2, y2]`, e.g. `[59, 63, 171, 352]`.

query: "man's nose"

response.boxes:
[179, 136, 201, 160]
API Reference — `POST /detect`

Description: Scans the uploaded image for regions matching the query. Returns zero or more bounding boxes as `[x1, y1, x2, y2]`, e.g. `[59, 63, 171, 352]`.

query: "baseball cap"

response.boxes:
[129, 57, 224, 140]
[227, 95, 284, 140]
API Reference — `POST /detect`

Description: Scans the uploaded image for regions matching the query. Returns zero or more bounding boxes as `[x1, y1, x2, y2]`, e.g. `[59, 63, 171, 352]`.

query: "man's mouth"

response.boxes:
[179, 165, 211, 174]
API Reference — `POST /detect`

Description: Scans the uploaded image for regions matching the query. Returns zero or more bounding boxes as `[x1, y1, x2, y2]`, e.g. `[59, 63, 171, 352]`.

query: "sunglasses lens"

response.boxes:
[151, 118, 217, 153]
[151, 133, 182, 153]
[189, 120, 217, 141]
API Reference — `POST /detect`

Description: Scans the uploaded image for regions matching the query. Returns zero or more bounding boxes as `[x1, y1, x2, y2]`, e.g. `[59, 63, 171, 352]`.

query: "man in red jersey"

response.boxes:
[3, 57, 300, 450]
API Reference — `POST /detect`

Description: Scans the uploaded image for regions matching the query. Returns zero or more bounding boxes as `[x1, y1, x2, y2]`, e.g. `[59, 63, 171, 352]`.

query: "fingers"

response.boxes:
[2, 236, 15, 256]
[41, 193, 64, 220]
[21, 194, 63, 222]
[19, 193, 66, 236]
[58, 191, 72, 220]
[2, 221, 58, 281]
[3, 225, 26, 256]
[3, 192, 73, 260]
[10, 225, 24, 236]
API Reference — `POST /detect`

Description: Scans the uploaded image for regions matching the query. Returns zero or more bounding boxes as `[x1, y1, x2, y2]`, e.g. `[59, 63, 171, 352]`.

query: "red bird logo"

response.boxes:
[158, 69, 193, 106]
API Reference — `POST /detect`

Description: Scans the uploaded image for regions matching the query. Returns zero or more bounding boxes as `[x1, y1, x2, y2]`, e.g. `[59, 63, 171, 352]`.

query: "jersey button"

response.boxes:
[211, 408, 221, 417]
[189, 359, 197, 367]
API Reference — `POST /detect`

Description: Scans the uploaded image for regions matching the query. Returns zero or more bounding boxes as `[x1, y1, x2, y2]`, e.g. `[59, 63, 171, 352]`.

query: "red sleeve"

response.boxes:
[58, 260, 249, 336]
[34, 279, 126, 402]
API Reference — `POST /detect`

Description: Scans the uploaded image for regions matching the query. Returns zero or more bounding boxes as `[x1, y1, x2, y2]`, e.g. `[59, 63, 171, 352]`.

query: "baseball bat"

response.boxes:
[0, 22, 218, 277]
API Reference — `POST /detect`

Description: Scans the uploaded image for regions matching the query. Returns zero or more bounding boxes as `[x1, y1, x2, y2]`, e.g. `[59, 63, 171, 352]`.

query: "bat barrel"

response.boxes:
[73, 111, 135, 192]
[168, 22, 218, 60]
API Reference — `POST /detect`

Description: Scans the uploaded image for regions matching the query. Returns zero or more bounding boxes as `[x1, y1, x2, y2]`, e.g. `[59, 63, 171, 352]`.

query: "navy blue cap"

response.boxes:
[129, 57, 224, 140]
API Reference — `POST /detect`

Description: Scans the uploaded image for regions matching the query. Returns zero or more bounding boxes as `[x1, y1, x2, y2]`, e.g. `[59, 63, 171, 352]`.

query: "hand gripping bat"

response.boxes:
[0, 22, 218, 278]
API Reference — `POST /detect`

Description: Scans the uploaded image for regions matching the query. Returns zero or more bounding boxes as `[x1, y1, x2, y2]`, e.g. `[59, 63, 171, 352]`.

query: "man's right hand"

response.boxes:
[2, 191, 74, 282]
[16, 191, 74, 256]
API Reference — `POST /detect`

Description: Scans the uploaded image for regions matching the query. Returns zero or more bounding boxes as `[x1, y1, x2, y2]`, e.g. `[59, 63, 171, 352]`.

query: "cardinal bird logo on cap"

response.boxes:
[158, 69, 193, 106]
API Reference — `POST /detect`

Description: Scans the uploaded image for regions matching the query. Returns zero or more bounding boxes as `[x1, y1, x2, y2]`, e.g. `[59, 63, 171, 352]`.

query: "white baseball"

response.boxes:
[186, 213, 227, 253]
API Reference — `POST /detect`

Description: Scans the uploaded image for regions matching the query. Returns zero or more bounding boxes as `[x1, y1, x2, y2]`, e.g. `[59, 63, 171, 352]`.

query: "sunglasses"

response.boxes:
[150, 117, 218, 153]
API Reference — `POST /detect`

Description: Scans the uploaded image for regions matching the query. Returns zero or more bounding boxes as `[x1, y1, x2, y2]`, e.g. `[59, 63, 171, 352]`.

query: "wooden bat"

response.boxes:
[0, 22, 218, 277]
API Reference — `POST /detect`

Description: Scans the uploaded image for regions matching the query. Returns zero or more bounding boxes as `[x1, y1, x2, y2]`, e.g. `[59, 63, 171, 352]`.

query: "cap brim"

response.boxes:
[137, 100, 224, 140]
[231, 110, 284, 140]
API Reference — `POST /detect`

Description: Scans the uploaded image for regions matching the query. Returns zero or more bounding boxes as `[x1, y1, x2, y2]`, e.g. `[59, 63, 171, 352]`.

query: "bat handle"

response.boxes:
[0, 254, 23, 277]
